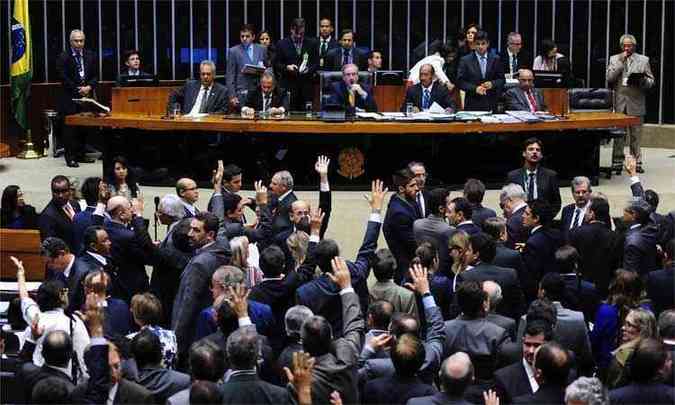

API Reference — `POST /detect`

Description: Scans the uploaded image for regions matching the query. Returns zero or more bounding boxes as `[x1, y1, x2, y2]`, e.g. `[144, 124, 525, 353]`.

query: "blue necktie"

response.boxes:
[343, 49, 351, 66]
[422, 89, 431, 109]
[479, 56, 487, 78]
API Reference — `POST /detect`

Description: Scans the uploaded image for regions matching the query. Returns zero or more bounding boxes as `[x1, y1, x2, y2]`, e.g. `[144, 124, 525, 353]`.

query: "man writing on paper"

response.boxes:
[401, 64, 456, 113]
[327, 63, 377, 115]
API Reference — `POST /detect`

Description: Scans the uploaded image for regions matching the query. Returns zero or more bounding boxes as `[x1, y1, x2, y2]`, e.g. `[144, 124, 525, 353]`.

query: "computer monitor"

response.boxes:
[374, 70, 405, 86]
[532, 71, 565, 88]
[117, 74, 159, 87]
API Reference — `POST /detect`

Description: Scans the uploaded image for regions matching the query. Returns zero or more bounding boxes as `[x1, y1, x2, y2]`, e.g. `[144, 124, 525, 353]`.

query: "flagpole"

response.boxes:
[17, 129, 41, 159]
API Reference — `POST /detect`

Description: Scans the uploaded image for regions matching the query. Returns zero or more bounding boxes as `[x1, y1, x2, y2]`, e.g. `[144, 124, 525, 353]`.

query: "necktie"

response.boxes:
[479, 56, 487, 78]
[74, 51, 84, 79]
[527, 172, 535, 202]
[321, 40, 327, 56]
[348, 89, 355, 107]
[198, 86, 209, 113]
[526, 90, 538, 112]
[571, 208, 581, 229]
[343, 49, 351, 66]
[64, 204, 75, 221]
[416, 193, 425, 218]
[511, 55, 518, 74]
[264, 94, 271, 112]
[295, 41, 302, 56]
[422, 89, 431, 110]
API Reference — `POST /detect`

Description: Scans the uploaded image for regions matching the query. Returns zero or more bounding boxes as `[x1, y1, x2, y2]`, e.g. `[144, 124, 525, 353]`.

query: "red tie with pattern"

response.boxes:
[526, 90, 538, 112]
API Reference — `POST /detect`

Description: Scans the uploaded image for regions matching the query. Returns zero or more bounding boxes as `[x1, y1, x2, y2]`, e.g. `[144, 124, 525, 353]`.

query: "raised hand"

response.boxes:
[30, 315, 44, 341]
[624, 154, 637, 177]
[404, 263, 430, 295]
[315, 155, 330, 181]
[363, 179, 388, 211]
[368, 333, 393, 351]
[327, 257, 351, 290]
[283, 351, 316, 387]
[212, 160, 224, 191]
[330, 391, 343, 405]
[254, 180, 268, 206]
[483, 389, 500, 405]
[309, 207, 325, 236]
[226, 283, 250, 319]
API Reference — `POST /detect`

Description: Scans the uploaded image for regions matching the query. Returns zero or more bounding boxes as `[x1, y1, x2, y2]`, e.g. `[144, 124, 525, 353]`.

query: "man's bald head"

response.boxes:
[439, 352, 474, 396]
[176, 178, 199, 204]
[518, 69, 535, 91]
[483, 280, 502, 312]
[107, 196, 132, 223]
[419, 64, 435, 87]
[534, 342, 571, 385]
[42, 330, 72, 368]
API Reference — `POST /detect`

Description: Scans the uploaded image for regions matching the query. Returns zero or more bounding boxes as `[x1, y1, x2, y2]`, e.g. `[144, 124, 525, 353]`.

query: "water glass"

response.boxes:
[406, 102, 414, 116]
[305, 101, 313, 118]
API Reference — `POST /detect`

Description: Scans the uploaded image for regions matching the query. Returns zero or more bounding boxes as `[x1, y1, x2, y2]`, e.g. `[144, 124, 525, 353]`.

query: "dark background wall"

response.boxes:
[2, 0, 673, 131]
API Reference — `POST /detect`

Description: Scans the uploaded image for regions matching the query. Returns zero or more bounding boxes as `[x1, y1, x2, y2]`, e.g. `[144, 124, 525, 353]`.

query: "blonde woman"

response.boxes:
[229, 236, 262, 288]
[606, 307, 657, 389]
[286, 231, 310, 270]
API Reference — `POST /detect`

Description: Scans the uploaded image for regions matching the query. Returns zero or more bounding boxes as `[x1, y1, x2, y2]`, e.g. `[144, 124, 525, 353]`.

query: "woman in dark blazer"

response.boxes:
[1, 185, 39, 229]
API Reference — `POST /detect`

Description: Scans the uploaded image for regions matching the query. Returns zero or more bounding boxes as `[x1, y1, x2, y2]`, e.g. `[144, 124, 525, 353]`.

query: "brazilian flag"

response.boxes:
[10, 0, 32, 130]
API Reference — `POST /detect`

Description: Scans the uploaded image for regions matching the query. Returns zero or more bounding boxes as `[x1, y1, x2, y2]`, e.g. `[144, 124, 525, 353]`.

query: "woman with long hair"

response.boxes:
[286, 231, 310, 270]
[258, 29, 276, 71]
[106, 156, 142, 200]
[230, 236, 262, 288]
[606, 307, 657, 388]
[1, 185, 39, 229]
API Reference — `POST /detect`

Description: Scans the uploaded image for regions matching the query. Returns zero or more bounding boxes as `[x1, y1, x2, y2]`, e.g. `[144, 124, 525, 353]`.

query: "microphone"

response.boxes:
[154, 196, 160, 242]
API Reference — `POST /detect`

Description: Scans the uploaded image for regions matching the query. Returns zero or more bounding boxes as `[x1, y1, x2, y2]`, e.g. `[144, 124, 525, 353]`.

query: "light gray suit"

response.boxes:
[503, 87, 547, 112]
[226, 43, 267, 100]
[606, 52, 655, 162]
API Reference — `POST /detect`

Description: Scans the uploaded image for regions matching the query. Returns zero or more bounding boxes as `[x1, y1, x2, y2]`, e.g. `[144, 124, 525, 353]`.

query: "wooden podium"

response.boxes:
[111, 86, 179, 115]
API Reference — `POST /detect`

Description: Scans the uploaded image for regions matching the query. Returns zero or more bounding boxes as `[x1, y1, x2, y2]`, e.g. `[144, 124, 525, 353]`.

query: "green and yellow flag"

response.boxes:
[10, 0, 32, 130]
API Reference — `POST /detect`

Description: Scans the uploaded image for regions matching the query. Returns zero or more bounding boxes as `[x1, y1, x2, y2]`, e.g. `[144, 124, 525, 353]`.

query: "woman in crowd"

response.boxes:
[286, 230, 310, 271]
[230, 236, 262, 288]
[458, 23, 481, 58]
[533, 39, 569, 72]
[258, 29, 276, 71]
[106, 155, 142, 201]
[1, 185, 39, 229]
[128, 292, 178, 369]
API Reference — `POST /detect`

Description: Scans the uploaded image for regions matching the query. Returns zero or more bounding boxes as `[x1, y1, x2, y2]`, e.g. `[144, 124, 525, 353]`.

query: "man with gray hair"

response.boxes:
[407, 352, 475, 405]
[483, 280, 517, 341]
[269, 170, 297, 234]
[167, 59, 228, 115]
[560, 176, 592, 241]
[277, 305, 314, 372]
[565, 377, 609, 405]
[156, 194, 186, 246]
[500, 183, 529, 249]
[241, 70, 289, 116]
[622, 199, 659, 275]
[57, 29, 99, 167]
[607, 33, 655, 173]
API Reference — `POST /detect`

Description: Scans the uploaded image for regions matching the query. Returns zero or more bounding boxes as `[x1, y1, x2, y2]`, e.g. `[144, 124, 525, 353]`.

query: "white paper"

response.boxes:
[428, 102, 446, 114]
[355, 112, 382, 119]
[381, 112, 406, 117]
[72, 97, 111, 113]
[0, 281, 42, 291]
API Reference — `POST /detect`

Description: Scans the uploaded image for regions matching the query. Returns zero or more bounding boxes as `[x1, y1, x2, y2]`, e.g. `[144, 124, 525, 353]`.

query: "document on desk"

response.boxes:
[355, 112, 383, 119]
[185, 113, 209, 119]
[505, 111, 543, 122]
[490, 114, 522, 123]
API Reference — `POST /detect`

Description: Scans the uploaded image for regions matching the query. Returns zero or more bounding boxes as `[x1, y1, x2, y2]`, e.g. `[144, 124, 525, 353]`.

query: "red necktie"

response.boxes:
[526, 90, 538, 112]
[63, 204, 75, 221]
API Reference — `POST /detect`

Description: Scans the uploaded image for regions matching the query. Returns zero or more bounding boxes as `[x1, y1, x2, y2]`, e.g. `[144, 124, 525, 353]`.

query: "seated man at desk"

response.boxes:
[400, 64, 456, 113]
[327, 63, 377, 114]
[167, 60, 228, 115]
[241, 70, 289, 117]
[503, 69, 547, 112]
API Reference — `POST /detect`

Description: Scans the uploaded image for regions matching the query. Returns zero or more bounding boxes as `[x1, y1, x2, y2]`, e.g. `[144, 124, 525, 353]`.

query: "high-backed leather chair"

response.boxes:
[319, 71, 372, 109]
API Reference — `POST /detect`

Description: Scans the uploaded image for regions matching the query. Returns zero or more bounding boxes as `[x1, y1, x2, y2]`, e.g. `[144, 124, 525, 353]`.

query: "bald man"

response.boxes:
[512, 342, 571, 404]
[483, 280, 517, 341]
[503, 69, 547, 112]
[407, 352, 474, 405]
[176, 178, 200, 217]
[401, 63, 456, 113]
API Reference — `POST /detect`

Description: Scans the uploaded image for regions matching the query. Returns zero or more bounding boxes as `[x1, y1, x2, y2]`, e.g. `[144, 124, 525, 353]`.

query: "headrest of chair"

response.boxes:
[569, 88, 613, 110]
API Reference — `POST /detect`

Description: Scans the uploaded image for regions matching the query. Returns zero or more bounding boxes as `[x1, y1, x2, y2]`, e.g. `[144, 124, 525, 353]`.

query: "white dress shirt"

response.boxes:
[522, 358, 540, 392]
[188, 85, 212, 116]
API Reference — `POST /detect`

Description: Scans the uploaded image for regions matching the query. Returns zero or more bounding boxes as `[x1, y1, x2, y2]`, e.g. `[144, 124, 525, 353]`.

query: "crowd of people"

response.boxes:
[1, 132, 674, 404]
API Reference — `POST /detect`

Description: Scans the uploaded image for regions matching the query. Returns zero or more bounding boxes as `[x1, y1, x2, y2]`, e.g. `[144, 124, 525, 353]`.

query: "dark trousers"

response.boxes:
[60, 115, 87, 162]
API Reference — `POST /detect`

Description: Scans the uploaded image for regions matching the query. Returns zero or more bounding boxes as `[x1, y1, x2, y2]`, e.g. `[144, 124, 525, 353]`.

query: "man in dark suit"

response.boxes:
[39, 175, 81, 251]
[241, 70, 290, 116]
[457, 233, 526, 321]
[116, 49, 155, 86]
[325, 29, 368, 71]
[15, 330, 75, 403]
[383, 168, 421, 283]
[269, 170, 297, 236]
[413, 187, 455, 274]
[73, 226, 116, 308]
[296, 181, 385, 335]
[56, 29, 98, 167]
[503, 69, 547, 111]
[274, 18, 319, 111]
[521, 200, 561, 296]
[226, 24, 267, 108]
[494, 320, 552, 404]
[500, 32, 532, 78]
[646, 239, 675, 318]
[166, 340, 226, 405]
[512, 342, 571, 404]
[447, 197, 481, 236]
[362, 333, 437, 405]
[500, 183, 529, 250]
[553, 245, 601, 323]
[483, 280, 517, 341]
[482, 217, 529, 303]
[507, 137, 562, 216]
[175, 177, 200, 218]
[408, 161, 431, 219]
[318, 18, 339, 68]
[40, 237, 92, 313]
[622, 199, 659, 276]
[463, 179, 496, 228]
[456, 30, 505, 111]
[559, 176, 592, 243]
[401, 64, 456, 112]
[609, 338, 675, 404]
[72, 176, 102, 253]
[407, 353, 475, 405]
[171, 212, 231, 363]
[167, 60, 228, 115]
[569, 197, 618, 295]
[327, 63, 378, 114]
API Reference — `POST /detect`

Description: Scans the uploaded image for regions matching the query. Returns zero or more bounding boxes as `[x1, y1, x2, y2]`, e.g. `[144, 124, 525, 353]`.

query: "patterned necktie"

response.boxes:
[511, 55, 518, 74]
[422, 89, 431, 110]
[199, 86, 209, 113]
[526, 90, 538, 112]
[571, 208, 581, 228]
[343, 49, 351, 66]
[527, 172, 535, 202]
[264, 94, 271, 112]
[480, 56, 487, 78]
[74, 51, 84, 79]
[416, 192, 425, 218]
[348, 89, 355, 107]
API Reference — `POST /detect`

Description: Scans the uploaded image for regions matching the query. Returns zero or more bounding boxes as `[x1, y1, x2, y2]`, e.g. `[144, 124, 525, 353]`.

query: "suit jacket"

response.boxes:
[226, 43, 267, 98]
[456, 51, 505, 111]
[325, 46, 368, 71]
[609, 382, 675, 405]
[413, 214, 455, 276]
[16, 362, 75, 403]
[606, 52, 655, 116]
[369, 280, 418, 316]
[560, 203, 584, 243]
[623, 224, 659, 276]
[493, 361, 534, 404]
[44, 255, 92, 313]
[503, 87, 547, 111]
[310, 291, 364, 405]
[456, 221, 481, 236]
[318, 37, 339, 67]
[499, 49, 532, 76]
[401, 82, 456, 112]
[171, 239, 231, 358]
[486, 312, 517, 342]
[507, 167, 562, 216]
[522, 227, 562, 285]
[72, 206, 95, 254]
[220, 372, 291, 404]
[513, 383, 565, 405]
[384, 195, 421, 283]
[134, 366, 191, 404]
[471, 204, 497, 228]
[274, 37, 320, 88]
[458, 263, 526, 321]
[443, 316, 508, 379]
[363, 375, 436, 405]
[493, 242, 529, 301]
[569, 221, 618, 294]
[561, 273, 601, 324]
[244, 86, 290, 112]
[646, 265, 674, 318]
[56, 48, 98, 114]
[38, 199, 81, 252]
[506, 205, 529, 249]
[296, 220, 380, 335]
[328, 80, 378, 113]
[167, 80, 228, 114]
[271, 191, 298, 236]
[407, 392, 474, 405]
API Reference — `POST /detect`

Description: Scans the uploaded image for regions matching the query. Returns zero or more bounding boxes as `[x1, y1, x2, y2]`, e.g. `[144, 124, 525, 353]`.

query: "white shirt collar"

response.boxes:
[458, 220, 474, 227]
[107, 382, 119, 405]
[526, 167, 538, 175]
[63, 255, 75, 279]
[630, 223, 641, 230]
[522, 358, 540, 393]
[421, 82, 434, 92]
[47, 363, 72, 378]
[530, 225, 543, 234]
[261, 276, 284, 282]
[87, 251, 107, 265]
[181, 199, 197, 215]
[278, 190, 293, 202]
[512, 200, 528, 213]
